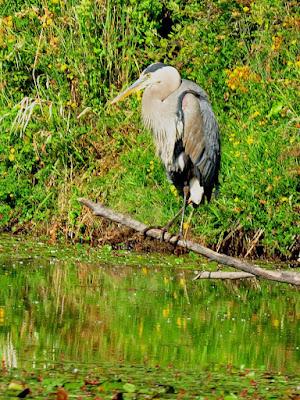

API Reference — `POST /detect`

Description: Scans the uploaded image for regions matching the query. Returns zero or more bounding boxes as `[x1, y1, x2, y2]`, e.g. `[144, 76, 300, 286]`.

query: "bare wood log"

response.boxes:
[79, 198, 300, 286]
[193, 271, 255, 280]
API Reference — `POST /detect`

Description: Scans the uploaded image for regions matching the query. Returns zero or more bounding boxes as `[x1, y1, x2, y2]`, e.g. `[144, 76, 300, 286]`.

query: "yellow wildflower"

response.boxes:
[265, 185, 273, 192]
[60, 63, 68, 72]
[272, 319, 279, 328]
[226, 66, 260, 93]
[142, 267, 148, 275]
[136, 91, 142, 101]
[243, 6, 250, 12]
[3, 16, 13, 28]
[50, 36, 59, 49]
[8, 147, 15, 161]
[40, 9, 53, 28]
[179, 278, 185, 287]
[250, 111, 260, 119]
[280, 197, 289, 203]
[183, 222, 190, 231]
[246, 136, 254, 145]
[170, 185, 179, 198]
[271, 36, 282, 52]
[162, 307, 170, 318]
[231, 11, 241, 17]
[0, 307, 4, 321]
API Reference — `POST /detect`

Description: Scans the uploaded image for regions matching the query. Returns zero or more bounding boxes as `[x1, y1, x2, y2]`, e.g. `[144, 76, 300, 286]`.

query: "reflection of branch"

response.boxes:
[193, 271, 254, 280]
[79, 198, 300, 287]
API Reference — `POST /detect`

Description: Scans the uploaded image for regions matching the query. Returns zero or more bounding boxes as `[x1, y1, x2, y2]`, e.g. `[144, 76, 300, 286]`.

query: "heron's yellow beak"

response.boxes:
[110, 75, 148, 104]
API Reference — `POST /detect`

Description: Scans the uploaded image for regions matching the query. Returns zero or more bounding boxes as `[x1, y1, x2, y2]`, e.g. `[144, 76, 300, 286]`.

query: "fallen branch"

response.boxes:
[79, 198, 300, 286]
[193, 271, 254, 280]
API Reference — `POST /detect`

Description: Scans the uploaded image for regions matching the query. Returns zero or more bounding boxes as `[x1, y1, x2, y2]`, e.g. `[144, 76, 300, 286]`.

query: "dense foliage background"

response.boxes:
[0, 0, 299, 259]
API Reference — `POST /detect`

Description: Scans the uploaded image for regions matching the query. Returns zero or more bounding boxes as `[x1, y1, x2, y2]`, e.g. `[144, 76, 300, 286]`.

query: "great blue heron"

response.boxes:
[111, 62, 220, 235]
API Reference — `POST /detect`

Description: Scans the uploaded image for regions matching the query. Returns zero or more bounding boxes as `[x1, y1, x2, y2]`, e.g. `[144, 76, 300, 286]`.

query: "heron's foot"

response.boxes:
[169, 233, 182, 247]
[142, 226, 167, 242]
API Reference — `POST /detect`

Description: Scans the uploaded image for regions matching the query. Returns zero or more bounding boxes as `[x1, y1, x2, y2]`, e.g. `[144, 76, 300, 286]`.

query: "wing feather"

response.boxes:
[177, 90, 220, 199]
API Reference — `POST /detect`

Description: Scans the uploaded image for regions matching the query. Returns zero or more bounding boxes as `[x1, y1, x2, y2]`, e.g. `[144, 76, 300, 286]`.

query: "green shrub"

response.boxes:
[0, 0, 299, 258]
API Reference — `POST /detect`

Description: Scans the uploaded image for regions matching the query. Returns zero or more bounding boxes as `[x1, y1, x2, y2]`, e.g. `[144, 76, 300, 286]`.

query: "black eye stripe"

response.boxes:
[143, 63, 167, 74]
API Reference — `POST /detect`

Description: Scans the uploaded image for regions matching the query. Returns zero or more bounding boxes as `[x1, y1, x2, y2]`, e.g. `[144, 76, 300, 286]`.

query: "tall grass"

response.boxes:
[0, 0, 299, 259]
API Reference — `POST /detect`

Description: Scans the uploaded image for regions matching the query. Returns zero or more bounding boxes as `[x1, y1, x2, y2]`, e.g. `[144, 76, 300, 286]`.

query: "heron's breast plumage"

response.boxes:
[142, 94, 179, 171]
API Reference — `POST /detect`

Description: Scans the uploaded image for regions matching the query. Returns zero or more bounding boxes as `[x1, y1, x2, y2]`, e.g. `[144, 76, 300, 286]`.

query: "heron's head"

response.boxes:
[110, 63, 181, 104]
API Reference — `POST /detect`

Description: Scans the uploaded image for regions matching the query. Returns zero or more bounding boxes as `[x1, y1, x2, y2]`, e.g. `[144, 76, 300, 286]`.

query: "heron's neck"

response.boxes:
[141, 81, 181, 170]
[142, 89, 169, 129]
[144, 76, 181, 102]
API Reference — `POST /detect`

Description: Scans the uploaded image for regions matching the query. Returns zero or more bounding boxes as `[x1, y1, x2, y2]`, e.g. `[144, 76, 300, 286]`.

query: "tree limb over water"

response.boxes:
[79, 198, 300, 286]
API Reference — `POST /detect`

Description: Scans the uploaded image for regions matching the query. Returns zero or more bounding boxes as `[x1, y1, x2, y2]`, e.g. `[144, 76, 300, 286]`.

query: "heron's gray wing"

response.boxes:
[177, 90, 220, 198]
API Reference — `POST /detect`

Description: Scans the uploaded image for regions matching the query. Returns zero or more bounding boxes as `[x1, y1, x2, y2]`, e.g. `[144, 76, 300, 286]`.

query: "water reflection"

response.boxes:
[0, 237, 299, 373]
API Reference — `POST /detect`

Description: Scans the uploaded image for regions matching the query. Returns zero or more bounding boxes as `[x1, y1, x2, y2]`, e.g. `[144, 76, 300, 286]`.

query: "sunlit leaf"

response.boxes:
[8, 382, 24, 392]
[123, 383, 136, 393]
[267, 102, 283, 118]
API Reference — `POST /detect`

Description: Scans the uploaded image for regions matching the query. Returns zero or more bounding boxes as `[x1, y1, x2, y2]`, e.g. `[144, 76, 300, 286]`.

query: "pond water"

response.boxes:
[0, 234, 299, 397]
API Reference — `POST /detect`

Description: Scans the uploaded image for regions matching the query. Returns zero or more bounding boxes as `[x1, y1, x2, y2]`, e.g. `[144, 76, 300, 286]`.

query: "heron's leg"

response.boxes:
[179, 185, 189, 237]
[164, 205, 185, 230]
[142, 206, 184, 241]
[183, 206, 194, 240]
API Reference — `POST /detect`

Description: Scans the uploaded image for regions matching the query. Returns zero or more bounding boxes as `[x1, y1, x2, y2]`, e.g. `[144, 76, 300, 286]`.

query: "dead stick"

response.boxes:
[78, 198, 300, 286]
[193, 271, 255, 280]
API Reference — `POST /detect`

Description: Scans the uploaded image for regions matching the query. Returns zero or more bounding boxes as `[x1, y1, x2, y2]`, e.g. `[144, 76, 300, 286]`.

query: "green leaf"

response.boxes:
[268, 102, 283, 118]
[123, 383, 136, 393]
[8, 382, 24, 391]
[224, 395, 238, 400]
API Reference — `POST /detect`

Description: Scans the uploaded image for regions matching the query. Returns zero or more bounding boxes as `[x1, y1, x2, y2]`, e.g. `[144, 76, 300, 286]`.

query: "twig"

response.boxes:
[32, 27, 44, 114]
[245, 228, 264, 258]
[78, 198, 300, 286]
[216, 221, 242, 253]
